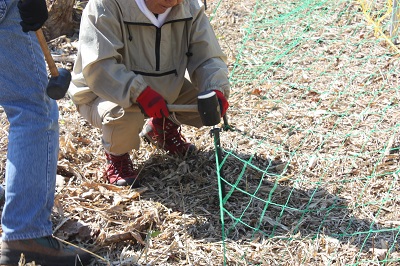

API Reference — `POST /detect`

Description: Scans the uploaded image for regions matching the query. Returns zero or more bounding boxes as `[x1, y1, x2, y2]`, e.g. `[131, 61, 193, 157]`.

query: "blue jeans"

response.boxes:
[0, 0, 59, 241]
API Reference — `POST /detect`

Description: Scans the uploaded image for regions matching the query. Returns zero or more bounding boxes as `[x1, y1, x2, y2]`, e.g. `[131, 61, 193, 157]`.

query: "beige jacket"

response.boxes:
[69, 0, 230, 108]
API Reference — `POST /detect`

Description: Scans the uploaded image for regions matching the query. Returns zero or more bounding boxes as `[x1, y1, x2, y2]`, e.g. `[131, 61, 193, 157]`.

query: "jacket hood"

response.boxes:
[115, 0, 193, 24]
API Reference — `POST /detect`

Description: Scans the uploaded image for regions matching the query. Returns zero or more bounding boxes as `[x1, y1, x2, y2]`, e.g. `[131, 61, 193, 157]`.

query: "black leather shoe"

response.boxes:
[0, 236, 93, 266]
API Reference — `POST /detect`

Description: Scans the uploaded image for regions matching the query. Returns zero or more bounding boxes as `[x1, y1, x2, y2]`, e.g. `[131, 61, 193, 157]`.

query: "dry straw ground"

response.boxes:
[1, 0, 400, 265]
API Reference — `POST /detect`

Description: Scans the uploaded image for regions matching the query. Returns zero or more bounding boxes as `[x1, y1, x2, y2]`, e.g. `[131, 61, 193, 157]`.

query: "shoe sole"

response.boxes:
[0, 249, 92, 266]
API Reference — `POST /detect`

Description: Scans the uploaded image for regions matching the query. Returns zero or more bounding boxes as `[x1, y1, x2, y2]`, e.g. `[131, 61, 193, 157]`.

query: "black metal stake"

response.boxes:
[211, 127, 226, 199]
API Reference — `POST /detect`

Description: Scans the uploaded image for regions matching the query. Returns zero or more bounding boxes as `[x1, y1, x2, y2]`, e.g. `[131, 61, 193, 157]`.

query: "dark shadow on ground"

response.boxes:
[138, 148, 400, 254]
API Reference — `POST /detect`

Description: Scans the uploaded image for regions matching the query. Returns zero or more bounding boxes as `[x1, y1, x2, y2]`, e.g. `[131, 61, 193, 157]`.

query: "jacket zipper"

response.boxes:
[125, 17, 193, 73]
[155, 27, 161, 71]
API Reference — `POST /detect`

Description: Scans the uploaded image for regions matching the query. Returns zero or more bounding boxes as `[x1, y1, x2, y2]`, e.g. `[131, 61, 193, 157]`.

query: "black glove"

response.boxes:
[17, 0, 48, 32]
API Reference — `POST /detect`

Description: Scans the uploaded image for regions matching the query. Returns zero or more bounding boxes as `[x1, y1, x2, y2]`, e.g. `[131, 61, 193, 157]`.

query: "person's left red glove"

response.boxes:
[136, 86, 170, 118]
[213, 90, 229, 116]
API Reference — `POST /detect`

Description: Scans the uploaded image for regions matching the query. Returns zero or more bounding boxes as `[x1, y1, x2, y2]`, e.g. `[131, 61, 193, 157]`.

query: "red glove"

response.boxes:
[136, 86, 170, 118]
[213, 90, 229, 116]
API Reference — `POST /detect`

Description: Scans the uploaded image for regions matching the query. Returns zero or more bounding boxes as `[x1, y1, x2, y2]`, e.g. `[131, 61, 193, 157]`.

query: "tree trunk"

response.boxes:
[43, 0, 76, 40]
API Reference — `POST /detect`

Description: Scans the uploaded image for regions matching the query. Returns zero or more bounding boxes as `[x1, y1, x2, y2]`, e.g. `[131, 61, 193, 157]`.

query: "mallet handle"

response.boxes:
[35, 29, 59, 77]
[132, 104, 198, 112]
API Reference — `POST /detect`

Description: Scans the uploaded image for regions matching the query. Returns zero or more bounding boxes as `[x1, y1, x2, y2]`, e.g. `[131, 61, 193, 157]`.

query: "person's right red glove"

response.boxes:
[213, 90, 229, 116]
[136, 86, 170, 118]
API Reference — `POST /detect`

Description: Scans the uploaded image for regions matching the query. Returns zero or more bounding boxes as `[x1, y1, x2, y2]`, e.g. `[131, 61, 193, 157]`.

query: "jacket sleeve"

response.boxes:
[74, 0, 147, 108]
[186, 0, 230, 98]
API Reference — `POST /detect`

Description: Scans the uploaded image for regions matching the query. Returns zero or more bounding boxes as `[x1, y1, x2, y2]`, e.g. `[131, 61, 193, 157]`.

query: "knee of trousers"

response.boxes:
[77, 101, 146, 154]
[101, 106, 146, 154]
[172, 112, 204, 128]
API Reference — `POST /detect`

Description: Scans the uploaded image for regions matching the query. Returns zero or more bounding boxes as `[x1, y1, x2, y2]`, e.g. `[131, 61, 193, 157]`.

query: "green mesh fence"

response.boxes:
[210, 0, 400, 265]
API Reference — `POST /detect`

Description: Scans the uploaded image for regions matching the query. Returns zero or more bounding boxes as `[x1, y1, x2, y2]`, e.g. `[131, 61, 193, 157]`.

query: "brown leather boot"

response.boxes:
[103, 152, 140, 187]
[0, 236, 93, 266]
[139, 117, 196, 156]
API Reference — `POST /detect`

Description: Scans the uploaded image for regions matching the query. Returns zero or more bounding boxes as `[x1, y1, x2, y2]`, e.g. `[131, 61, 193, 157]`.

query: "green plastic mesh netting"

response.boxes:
[208, 0, 400, 264]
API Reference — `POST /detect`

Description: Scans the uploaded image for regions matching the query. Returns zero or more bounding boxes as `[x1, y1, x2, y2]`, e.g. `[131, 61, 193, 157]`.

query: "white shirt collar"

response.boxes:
[135, 0, 171, 28]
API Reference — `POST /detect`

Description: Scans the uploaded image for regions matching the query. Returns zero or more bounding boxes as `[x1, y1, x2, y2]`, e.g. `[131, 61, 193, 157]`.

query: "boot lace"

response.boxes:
[106, 153, 135, 178]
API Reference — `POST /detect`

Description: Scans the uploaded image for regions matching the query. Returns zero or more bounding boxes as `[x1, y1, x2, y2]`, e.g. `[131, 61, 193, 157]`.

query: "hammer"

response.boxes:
[131, 91, 224, 126]
[134, 91, 228, 197]
[35, 29, 71, 100]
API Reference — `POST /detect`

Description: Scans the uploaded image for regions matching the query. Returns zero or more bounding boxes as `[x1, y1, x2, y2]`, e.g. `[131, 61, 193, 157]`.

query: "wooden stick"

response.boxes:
[35, 29, 59, 77]
[132, 104, 198, 112]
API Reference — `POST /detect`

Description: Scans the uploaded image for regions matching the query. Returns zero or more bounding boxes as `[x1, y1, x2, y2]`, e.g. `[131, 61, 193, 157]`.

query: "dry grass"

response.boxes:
[2, 0, 400, 265]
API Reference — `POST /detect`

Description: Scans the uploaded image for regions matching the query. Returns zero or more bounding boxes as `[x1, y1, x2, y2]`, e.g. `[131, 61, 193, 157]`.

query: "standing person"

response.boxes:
[0, 0, 92, 265]
[69, 0, 230, 187]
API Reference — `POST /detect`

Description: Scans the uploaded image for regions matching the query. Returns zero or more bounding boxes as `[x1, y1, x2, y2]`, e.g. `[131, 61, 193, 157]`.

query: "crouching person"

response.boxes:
[69, 0, 230, 187]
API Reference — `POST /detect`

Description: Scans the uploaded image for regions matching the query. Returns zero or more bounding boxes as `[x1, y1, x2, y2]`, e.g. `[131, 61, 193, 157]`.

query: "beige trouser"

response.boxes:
[76, 79, 204, 154]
